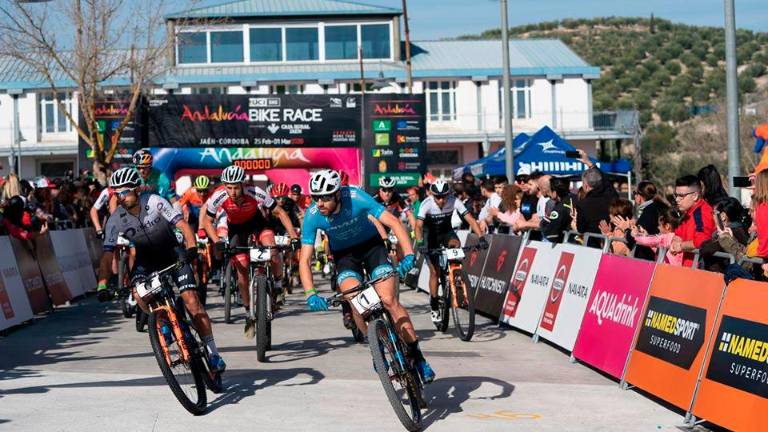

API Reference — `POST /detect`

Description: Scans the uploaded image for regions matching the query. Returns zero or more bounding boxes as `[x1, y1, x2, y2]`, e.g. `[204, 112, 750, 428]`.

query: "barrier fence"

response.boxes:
[405, 230, 762, 431]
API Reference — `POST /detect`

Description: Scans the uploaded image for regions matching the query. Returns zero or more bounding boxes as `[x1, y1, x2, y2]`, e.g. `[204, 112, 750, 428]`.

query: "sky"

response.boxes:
[175, 0, 767, 40]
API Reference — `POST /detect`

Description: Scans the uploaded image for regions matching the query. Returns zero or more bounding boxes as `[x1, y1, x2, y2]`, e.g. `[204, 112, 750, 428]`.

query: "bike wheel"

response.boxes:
[147, 309, 207, 415]
[255, 275, 269, 362]
[136, 308, 148, 333]
[436, 277, 450, 333]
[451, 270, 476, 342]
[223, 262, 234, 324]
[368, 319, 423, 432]
[118, 255, 132, 318]
[182, 310, 223, 394]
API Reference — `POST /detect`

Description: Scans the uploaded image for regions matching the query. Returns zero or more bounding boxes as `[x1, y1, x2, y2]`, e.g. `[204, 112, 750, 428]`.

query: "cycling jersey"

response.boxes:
[301, 186, 385, 253]
[417, 195, 469, 242]
[205, 185, 275, 225]
[141, 169, 173, 200]
[374, 193, 411, 219]
[270, 197, 301, 235]
[93, 187, 114, 212]
[103, 193, 181, 253]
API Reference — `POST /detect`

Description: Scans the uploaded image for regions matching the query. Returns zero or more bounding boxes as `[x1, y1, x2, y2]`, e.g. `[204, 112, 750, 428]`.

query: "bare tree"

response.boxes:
[0, 0, 205, 183]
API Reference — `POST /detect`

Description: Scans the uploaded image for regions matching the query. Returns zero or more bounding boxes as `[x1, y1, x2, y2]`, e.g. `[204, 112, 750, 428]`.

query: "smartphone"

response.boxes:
[714, 211, 724, 231]
[733, 176, 752, 188]
[565, 150, 581, 158]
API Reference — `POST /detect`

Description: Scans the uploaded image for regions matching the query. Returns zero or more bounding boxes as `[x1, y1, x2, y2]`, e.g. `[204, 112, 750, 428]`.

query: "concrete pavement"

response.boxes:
[0, 281, 690, 431]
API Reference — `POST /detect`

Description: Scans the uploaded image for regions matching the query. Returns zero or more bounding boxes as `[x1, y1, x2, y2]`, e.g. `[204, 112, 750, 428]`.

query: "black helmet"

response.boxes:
[4, 195, 26, 224]
[290, 184, 302, 194]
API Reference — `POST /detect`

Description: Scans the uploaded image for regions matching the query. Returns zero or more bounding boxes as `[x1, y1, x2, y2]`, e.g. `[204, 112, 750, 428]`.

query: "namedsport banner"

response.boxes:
[0, 237, 33, 331]
[572, 255, 655, 379]
[624, 264, 725, 411]
[499, 241, 561, 333]
[473, 234, 521, 319]
[536, 243, 602, 352]
[692, 278, 768, 432]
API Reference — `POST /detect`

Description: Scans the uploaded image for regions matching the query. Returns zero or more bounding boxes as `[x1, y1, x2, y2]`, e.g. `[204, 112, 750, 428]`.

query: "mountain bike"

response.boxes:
[195, 232, 212, 306]
[135, 261, 223, 415]
[115, 232, 135, 319]
[327, 254, 366, 343]
[421, 245, 479, 342]
[275, 235, 297, 295]
[326, 271, 426, 431]
[219, 238, 241, 324]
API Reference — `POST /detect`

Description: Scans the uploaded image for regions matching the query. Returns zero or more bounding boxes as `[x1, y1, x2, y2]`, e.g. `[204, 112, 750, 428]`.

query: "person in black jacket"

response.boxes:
[631, 181, 669, 260]
[541, 177, 573, 243]
[575, 157, 617, 248]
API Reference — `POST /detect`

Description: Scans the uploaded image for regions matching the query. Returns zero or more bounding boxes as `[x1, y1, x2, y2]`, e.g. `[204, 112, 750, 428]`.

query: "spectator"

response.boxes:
[406, 186, 422, 217]
[631, 207, 684, 266]
[1, 173, 20, 204]
[700, 197, 751, 273]
[752, 169, 768, 263]
[461, 172, 478, 197]
[478, 180, 501, 233]
[576, 165, 617, 247]
[489, 183, 522, 233]
[670, 175, 716, 267]
[698, 164, 729, 208]
[633, 180, 668, 260]
[493, 176, 508, 197]
[600, 197, 634, 256]
[541, 177, 573, 243]
[1, 195, 48, 241]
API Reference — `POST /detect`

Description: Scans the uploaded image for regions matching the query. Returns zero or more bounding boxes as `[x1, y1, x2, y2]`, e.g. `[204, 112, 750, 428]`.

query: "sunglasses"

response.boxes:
[674, 191, 696, 199]
[434, 194, 448, 200]
[380, 188, 394, 193]
[115, 188, 133, 197]
[312, 194, 335, 203]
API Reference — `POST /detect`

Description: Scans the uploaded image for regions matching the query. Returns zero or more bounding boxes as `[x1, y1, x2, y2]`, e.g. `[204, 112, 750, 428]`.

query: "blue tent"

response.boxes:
[454, 133, 529, 179]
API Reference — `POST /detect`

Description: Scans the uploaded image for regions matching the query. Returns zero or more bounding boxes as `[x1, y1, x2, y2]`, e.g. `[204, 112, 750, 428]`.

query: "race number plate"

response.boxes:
[388, 233, 398, 245]
[250, 248, 271, 262]
[274, 235, 291, 247]
[350, 286, 382, 315]
[196, 235, 208, 244]
[135, 275, 162, 300]
[443, 248, 465, 260]
[116, 235, 131, 247]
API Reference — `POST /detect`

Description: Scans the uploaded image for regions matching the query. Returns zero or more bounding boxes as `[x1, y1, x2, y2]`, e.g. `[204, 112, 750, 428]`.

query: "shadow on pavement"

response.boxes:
[421, 375, 516, 429]
[207, 367, 325, 412]
[266, 336, 358, 363]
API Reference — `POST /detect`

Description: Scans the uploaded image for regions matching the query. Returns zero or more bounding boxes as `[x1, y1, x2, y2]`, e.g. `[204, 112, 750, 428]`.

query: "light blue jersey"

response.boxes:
[301, 186, 385, 252]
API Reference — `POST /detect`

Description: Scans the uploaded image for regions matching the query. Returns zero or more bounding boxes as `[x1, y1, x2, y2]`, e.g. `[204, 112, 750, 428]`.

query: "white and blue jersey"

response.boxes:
[301, 186, 385, 253]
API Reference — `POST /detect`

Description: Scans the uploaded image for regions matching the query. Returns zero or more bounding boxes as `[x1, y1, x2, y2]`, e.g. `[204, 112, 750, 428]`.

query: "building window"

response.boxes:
[361, 24, 390, 59]
[250, 27, 282, 62]
[270, 84, 304, 94]
[286, 27, 318, 61]
[426, 81, 456, 122]
[210, 30, 243, 63]
[178, 32, 207, 64]
[350, 82, 374, 93]
[325, 25, 357, 60]
[499, 79, 532, 120]
[191, 87, 228, 95]
[427, 150, 460, 166]
[40, 92, 73, 134]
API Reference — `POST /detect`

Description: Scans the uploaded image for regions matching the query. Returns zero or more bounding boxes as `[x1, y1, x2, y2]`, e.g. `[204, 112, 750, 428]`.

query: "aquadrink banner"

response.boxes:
[693, 278, 768, 432]
[572, 255, 655, 379]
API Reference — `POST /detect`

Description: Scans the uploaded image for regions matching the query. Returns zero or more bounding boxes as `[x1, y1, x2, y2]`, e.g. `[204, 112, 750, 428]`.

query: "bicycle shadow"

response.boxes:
[421, 375, 515, 429]
[207, 367, 324, 412]
[265, 336, 358, 363]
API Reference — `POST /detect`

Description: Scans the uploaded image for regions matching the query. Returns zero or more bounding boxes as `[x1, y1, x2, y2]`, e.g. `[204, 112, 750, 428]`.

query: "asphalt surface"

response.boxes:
[1, 278, 688, 431]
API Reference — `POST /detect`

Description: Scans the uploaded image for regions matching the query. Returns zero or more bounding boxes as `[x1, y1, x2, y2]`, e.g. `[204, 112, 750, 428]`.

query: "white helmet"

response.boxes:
[379, 176, 396, 188]
[429, 179, 451, 196]
[221, 165, 245, 184]
[110, 167, 142, 188]
[309, 169, 341, 196]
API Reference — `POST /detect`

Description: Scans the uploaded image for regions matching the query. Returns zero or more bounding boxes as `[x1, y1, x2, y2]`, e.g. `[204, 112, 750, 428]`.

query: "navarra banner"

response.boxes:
[10, 238, 49, 313]
[499, 241, 561, 333]
[536, 243, 602, 352]
[624, 264, 724, 411]
[693, 278, 768, 432]
[473, 235, 522, 319]
[0, 237, 33, 331]
[572, 255, 655, 379]
[148, 95, 361, 148]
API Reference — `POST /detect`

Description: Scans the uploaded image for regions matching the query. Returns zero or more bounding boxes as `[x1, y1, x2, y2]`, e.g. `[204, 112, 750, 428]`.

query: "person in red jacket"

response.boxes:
[670, 175, 715, 267]
[1, 195, 48, 241]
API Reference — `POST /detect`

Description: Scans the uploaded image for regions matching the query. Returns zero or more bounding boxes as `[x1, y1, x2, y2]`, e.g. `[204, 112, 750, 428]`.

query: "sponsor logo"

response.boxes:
[706, 315, 768, 397]
[199, 147, 310, 165]
[397, 161, 421, 170]
[503, 247, 537, 318]
[396, 135, 421, 145]
[539, 139, 560, 153]
[374, 103, 417, 116]
[396, 120, 420, 131]
[375, 133, 390, 146]
[587, 291, 640, 327]
[332, 130, 356, 143]
[398, 147, 420, 158]
[181, 105, 249, 122]
[468, 249, 479, 267]
[372, 148, 394, 158]
[330, 97, 342, 108]
[249, 97, 281, 108]
[346, 97, 357, 108]
[95, 105, 129, 117]
[267, 123, 280, 134]
[373, 120, 391, 132]
[635, 296, 706, 369]
[518, 161, 591, 174]
[496, 249, 508, 273]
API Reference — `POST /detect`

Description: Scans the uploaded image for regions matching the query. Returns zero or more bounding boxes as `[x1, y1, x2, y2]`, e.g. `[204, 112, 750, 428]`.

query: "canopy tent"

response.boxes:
[454, 126, 632, 178]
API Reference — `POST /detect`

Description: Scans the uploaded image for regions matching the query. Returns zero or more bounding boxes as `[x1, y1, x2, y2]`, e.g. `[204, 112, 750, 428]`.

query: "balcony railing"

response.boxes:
[593, 110, 638, 133]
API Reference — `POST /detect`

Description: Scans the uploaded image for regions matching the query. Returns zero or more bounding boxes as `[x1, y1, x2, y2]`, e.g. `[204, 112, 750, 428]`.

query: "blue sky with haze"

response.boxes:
[174, 0, 767, 40]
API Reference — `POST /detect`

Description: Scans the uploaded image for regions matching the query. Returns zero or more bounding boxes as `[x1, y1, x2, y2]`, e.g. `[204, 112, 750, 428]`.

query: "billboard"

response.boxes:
[147, 95, 361, 148]
[78, 99, 143, 171]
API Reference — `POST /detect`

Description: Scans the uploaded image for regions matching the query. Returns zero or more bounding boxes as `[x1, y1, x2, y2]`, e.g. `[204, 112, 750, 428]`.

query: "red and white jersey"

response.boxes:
[205, 185, 275, 225]
[93, 187, 114, 211]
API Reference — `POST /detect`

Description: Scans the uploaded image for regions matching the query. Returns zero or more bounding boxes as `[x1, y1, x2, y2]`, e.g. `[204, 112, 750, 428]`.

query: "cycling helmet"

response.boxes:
[110, 167, 142, 188]
[339, 171, 350, 186]
[132, 149, 153, 167]
[290, 184, 302, 194]
[379, 176, 396, 188]
[272, 182, 290, 197]
[309, 169, 341, 196]
[429, 179, 451, 196]
[221, 165, 245, 184]
[193, 175, 210, 190]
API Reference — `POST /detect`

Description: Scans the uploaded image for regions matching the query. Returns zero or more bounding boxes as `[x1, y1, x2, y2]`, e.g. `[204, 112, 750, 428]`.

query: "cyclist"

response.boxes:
[97, 167, 226, 372]
[200, 165, 300, 339]
[178, 175, 211, 232]
[270, 182, 302, 290]
[289, 184, 312, 212]
[132, 149, 174, 201]
[299, 169, 435, 383]
[374, 176, 417, 258]
[415, 179, 487, 324]
[89, 184, 117, 239]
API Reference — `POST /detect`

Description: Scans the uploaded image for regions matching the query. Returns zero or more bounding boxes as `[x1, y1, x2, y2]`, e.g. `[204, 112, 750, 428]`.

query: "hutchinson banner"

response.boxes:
[624, 264, 724, 411]
[572, 255, 655, 379]
[148, 95, 361, 148]
[536, 243, 603, 352]
[473, 234, 522, 319]
[693, 279, 768, 432]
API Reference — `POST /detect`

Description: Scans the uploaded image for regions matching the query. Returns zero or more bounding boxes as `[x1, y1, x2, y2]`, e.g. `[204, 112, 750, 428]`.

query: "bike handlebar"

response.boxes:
[324, 271, 397, 307]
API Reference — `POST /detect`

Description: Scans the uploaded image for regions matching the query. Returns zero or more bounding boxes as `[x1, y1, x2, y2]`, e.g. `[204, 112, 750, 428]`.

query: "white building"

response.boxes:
[0, 0, 633, 179]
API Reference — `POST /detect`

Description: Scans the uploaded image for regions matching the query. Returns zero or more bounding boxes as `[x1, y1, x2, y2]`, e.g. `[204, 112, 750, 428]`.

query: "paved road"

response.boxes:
[1, 280, 687, 432]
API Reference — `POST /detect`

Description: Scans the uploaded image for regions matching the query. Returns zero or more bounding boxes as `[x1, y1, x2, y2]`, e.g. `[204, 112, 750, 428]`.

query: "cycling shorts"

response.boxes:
[229, 219, 275, 268]
[333, 236, 394, 287]
[130, 247, 197, 293]
[426, 231, 460, 269]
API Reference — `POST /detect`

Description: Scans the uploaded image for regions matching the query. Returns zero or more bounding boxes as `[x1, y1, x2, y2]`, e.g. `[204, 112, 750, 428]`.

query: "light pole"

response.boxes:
[8, 88, 24, 177]
[724, 0, 741, 198]
[500, 0, 514, 179]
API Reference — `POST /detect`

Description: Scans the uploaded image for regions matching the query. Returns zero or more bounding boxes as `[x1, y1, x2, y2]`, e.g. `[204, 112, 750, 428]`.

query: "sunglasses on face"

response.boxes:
[381, 188, 394, 193]
[313, 194, 335, 203]
[674, 191, 695, 199]
[434, 194, 448, 201]
[115, 188, 133, 197]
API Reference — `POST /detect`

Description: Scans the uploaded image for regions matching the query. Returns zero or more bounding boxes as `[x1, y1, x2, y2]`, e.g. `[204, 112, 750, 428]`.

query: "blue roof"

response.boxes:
[167, 0, 401, 19]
